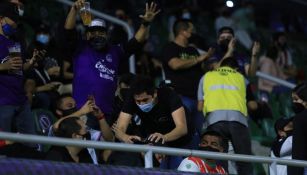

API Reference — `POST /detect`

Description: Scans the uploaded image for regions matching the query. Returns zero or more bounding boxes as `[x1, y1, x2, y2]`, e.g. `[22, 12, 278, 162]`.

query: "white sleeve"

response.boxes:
[177, 158, 200, 173]
[197, 75, 205, 101]
[280, 136, 292, 157]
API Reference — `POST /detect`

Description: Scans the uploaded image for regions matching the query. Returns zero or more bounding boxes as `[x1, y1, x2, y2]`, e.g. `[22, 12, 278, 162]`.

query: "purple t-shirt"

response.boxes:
[73, 44, 122, 114]
[0, 35, 26, 105]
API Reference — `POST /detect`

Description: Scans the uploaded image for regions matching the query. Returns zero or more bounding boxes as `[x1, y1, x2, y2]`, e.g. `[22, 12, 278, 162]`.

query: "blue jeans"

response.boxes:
[0, 102, 36, 135]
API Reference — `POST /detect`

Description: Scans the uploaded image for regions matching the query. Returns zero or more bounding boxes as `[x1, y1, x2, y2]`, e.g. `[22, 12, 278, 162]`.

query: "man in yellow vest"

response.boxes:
[198, 56, 252, 175]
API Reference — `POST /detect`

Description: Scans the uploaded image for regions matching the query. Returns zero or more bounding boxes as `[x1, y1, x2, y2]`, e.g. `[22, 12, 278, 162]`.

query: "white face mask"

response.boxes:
[18, 8, 24, 16]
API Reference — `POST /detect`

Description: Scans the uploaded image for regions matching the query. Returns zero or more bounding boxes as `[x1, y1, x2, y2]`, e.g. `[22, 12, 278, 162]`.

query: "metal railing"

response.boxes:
[0, 132, 306, 174]
[256, 71, 296, 89]
[55, 0, 136, 73]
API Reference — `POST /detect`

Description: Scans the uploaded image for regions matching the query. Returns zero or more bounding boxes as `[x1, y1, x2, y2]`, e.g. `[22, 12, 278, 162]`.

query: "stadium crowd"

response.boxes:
[0, 0, 306, 175]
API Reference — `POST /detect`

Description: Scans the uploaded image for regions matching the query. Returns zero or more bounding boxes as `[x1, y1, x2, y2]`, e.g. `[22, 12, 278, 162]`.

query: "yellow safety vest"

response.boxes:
[203, 66, 247, 116]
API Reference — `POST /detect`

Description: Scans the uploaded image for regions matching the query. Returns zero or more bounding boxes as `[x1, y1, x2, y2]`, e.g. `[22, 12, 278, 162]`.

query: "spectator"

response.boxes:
[270, 117, 293, 175]
[214, 26, 260, 77]
[110, 73, 136, 125]
[51, 94, 113, 143]
[288, 82, 307, 175]
[272, 32, 297, 80]
[161, 18, 214, 136]
[177, 130, 227, 174]
[0, 1, 38, 138]
[24, 57, 61, 109]
[199, 57, 252, 175]
[45, 116, 100, 164]
[258, 45, 286, 102]
[115, 75, 191, 168]
[64, 0, 160, 119]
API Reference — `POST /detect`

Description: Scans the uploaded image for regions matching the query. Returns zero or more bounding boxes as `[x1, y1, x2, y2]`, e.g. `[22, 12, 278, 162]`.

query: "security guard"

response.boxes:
[198, 56, 252, 175]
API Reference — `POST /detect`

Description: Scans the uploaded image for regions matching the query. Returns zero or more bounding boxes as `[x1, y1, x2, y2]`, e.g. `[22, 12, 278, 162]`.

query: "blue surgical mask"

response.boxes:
[137, 100, 155, 113]
[36, 34, 50, 45]
[2, 24, 16, 36]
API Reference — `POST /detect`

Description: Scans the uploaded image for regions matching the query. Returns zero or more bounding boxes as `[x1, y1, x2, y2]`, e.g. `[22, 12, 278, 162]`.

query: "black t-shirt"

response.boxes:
[122, 87, 192, 147]
[162, 42, 202, 99]
[45, 146, 93, 163]
[26, 67, 51, 87]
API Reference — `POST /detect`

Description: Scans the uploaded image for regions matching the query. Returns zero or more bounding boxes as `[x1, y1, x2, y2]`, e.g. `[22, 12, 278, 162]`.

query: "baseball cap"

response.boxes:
[218, 26, 234, 37]
[87, 19, 106, 32]
[274, 117, 293, 134]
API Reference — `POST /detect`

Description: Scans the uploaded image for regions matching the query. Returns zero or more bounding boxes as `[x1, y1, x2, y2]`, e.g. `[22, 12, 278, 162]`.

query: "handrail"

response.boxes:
[256, 71, 296, 89]
[1, 132, 307, 172]
[55, 0, 136, 73]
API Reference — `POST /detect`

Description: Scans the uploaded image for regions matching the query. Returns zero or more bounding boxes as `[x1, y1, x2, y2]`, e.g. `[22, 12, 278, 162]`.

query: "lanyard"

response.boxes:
[34, 68, 50, 85]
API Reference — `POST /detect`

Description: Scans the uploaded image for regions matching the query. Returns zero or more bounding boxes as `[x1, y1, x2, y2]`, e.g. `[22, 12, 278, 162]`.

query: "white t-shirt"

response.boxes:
[269, 136, 292, 175]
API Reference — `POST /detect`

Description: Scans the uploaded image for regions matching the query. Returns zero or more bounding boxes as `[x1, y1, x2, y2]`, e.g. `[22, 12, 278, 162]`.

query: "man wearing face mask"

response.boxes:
[177, 130, 227, 174]
[49, 93, 113, 143]
[115, 75, 192, 169]
[288, 82, 307, 175]
[46, 117, 101, 164]
[214, 26, 260, 77]
[0, 1, 38, 140]
[270, 117, 293, 175]
[64, 0, 160, 120]
[162, 18, 214, 139]
[116, 75, 191, 146]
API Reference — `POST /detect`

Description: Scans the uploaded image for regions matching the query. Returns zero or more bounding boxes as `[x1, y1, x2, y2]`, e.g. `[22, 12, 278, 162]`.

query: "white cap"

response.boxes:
[89, 19, 106, 29]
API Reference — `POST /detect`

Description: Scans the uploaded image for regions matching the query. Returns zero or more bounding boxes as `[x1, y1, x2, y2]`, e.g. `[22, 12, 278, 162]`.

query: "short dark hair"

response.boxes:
[51, 93, 73, 116]
[55, 117, 81, 138]
[201, 130, 224, 147]
[218, 26, 234, 37]
[54, 93, 73, 110]
[173, 18, 192, 37]
[220, 57, 239, 69]
[293, 82, 307, 101]
[119, 73, 135, 86]
[130, 75, 155, 96]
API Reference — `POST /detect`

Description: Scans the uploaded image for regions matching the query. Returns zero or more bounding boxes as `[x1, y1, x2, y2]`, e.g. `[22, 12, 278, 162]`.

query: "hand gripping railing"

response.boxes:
[55, 0, 136, 73]
[0, 132, 307, 174]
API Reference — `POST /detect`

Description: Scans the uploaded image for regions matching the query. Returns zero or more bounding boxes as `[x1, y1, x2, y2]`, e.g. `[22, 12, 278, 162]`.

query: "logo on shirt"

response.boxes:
[95, 60, 115, 81]
[179, 53, 197, 60]
[186, 163, 192, 169]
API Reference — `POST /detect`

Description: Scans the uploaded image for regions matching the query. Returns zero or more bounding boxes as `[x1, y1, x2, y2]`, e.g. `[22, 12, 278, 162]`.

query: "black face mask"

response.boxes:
[199, 146, 220, 153]
[61, 107, 78, 117]
[219, 39, 231, 52]
[89, 36, 107, 51]
[292, 102, 305, 114]
[284, 130, 293, 137]
[82, 132, 91, 140]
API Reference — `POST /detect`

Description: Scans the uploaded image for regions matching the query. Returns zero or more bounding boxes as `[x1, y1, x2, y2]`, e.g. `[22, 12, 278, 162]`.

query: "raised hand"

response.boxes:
[252, 41, 260, 56]
[73, 0, 85, 11]
[139, 2, 161, 23]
